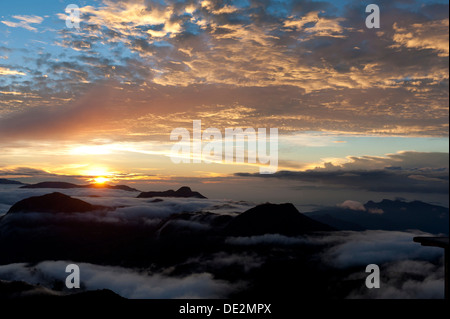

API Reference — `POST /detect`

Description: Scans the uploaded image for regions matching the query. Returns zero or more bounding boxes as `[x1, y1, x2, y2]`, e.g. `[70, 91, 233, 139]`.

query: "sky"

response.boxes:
[0, 0, 448, 208]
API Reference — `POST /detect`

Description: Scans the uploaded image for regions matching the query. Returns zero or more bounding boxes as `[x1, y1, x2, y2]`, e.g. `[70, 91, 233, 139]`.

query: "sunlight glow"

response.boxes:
[93, 177, 110, 184]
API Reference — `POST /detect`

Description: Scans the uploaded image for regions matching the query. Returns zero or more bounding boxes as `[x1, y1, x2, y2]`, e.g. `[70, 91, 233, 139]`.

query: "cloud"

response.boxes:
[320, 151, 449, 171]
[283, 11, 347, 38]
[367, 208, 384, 215]
[0, 67, 26, 76]
[0, 167, 62, 178]
[392, 19, 449, 57]
[0, 84, 113, 140]
[0, 0, 445, 143]
[0, 261, 234, 298]
[1, 15, 43, 31]
[338, 200, 366, 211]
[0, 186, 247, 228]
[224, 230, 446, 298]
[0, 182, 446, 299]
[237, 168, 449, 195]
[306, 230, 444, 268]
[182, 252, 264, 274]
[236, 151, 449, 195]
[347, 259, 445, 299]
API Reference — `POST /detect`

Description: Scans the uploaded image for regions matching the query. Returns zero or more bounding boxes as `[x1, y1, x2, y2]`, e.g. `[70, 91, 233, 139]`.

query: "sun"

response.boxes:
[93, 177, 110, 184]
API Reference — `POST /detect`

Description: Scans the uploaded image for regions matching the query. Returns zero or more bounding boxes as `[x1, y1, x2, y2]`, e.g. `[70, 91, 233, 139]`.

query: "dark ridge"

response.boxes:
[20, 182, 79, 189]
[6, 192, 111, 214]
[308, 214, 365, 231]
[0, 280, 124, 299]
[20, 181, 140, 192]
[225, 203, 335, 236]
[137, 186, 207, 199]
[0, 280, 54, 299]
[102, 185, 139, 192]
[64, 289, 124, 300]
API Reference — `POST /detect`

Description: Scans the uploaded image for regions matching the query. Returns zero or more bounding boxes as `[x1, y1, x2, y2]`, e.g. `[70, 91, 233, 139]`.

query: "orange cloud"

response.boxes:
[392, 19, 449, 57]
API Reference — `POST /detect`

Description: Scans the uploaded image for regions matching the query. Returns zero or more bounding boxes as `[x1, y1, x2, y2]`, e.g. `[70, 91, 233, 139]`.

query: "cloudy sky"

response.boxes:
[0, 0, 448, 207]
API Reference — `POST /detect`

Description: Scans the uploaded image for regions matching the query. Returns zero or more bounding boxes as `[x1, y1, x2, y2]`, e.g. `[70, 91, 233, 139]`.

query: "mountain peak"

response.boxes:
[225, 203, 334, 236]
[6, 192, 111, 214]
[137, 186, 206, 199]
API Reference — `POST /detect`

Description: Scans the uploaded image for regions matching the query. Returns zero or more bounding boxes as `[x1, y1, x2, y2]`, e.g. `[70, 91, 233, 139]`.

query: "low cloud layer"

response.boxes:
[0, 185, 446, 299]
[347, 259, 445, 299]
[0, 187, 250, 230]
[0, 261, 234, 298]
[311, 230, 444, 268]
[302, 230, 445, 299]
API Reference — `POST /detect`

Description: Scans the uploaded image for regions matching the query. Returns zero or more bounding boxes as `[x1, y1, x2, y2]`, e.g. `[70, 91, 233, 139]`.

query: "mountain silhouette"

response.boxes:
[309, 214, 365, 231]
[137, 186, 207, 199]
[21, 181, 139, 192]
[0, 178, 24, 185]
[0, 280, 123, 299]
[6, 192, 111, 214]
[225, 203, 334, 236]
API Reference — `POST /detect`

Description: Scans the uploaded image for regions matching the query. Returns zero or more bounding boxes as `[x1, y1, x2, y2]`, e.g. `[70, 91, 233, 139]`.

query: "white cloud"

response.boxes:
[346, 259, 445, 299]
[0, 67, 26, 76]
[1, 15, 43, 31]
[305, 230, 444, 268]
[337, 200, 366, 211]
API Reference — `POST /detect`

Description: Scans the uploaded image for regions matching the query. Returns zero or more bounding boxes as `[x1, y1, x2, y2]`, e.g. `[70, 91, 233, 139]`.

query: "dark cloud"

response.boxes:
[236, 152, 449, 195]
[237, 169, 449, 194]
[0, 167, 60, 177]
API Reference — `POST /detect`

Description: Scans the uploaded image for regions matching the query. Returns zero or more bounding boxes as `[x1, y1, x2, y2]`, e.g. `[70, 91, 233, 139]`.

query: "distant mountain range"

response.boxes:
[4, 179, 448, 234]
[21, 181, 140, 192]
[137, 186, 207, 199]
[0, 179, 25, 185]
[18, 182, 207, 199]
[307, 199, 449, 234]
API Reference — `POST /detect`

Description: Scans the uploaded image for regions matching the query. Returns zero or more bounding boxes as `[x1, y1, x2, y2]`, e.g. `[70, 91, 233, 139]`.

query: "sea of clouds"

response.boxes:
[0, 185, 446, 299]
